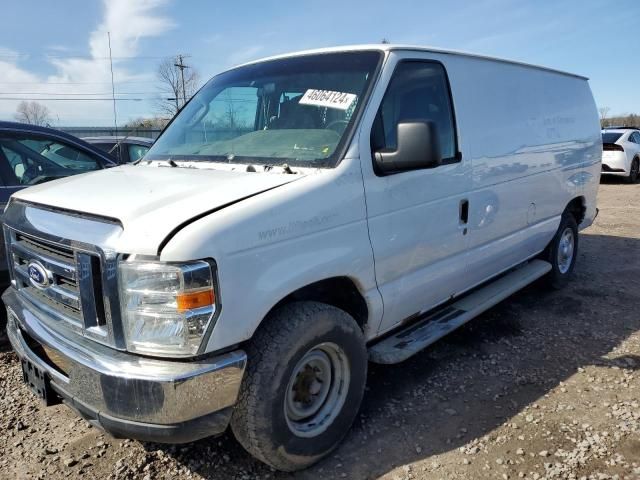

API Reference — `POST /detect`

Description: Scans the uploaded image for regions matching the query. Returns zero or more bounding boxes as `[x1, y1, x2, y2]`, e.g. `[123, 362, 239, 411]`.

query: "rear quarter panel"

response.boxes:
[444, 56, 601, 285]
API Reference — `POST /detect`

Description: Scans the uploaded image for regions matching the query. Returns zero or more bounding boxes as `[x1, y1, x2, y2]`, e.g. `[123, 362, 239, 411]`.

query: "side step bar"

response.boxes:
[368, 259, 552, 364]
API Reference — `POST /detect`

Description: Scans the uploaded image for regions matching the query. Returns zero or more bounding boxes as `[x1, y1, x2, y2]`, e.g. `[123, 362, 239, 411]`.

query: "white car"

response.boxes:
[3, 45, 601, 471]
[601, 127, 640, 183]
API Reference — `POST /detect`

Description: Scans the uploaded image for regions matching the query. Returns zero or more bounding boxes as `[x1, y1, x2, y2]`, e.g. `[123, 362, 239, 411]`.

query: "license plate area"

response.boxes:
[21, 359, 59, 406]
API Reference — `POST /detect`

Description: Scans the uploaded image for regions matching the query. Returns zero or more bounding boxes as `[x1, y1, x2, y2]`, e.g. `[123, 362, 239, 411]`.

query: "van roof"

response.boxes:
[236, 44, 588, 81]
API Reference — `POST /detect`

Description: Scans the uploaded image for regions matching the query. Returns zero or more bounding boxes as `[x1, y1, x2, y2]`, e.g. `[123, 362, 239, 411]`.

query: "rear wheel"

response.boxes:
[231, 301, 367, 471]
[542, 212, 579, 289]
[626, 158, 639, 184]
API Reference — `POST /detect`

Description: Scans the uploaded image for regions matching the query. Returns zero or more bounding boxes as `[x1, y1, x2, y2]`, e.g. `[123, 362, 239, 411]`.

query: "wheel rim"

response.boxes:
[284, 342, 350, 438]
[632, 160, 639, 181]
[557, 227, 575, 274]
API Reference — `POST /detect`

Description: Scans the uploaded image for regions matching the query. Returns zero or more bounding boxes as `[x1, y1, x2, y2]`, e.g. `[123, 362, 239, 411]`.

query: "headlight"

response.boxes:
[118, 260, 217, 357]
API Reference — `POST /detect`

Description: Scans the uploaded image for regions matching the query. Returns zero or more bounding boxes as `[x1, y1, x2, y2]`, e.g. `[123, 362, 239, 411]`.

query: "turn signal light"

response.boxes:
[176, 288, 215, 311]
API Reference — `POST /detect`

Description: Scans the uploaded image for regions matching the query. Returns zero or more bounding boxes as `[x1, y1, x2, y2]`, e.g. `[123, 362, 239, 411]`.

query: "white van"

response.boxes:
[4, 45, 601, 471]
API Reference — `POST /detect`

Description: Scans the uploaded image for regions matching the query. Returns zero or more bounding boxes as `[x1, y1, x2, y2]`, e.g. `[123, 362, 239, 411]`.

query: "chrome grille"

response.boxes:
[8, 230, 108, 338]
[3, 202, 125, 349]
[12, 233, 82, 320]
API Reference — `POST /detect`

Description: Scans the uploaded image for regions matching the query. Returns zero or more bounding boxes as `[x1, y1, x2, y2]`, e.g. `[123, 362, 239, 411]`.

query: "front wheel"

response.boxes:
[542, 212, 579, 289]
[231, 301, 367, 471]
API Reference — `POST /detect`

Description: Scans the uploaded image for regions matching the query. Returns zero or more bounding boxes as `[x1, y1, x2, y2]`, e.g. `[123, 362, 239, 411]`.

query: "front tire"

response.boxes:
[542, 212, 579, 289]
[626, 158, 639, 184]
[231, 301, 367, 471]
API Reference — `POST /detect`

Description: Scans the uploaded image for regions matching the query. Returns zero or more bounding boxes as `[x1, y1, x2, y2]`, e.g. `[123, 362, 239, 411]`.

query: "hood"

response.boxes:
[13, 165, 299, 255]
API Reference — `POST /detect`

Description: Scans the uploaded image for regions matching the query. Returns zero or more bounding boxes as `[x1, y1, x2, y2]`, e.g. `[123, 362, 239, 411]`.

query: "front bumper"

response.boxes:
[4, 287, 247, 443]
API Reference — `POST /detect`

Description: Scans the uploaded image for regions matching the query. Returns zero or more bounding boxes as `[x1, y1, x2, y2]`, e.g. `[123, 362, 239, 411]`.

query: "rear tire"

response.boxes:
[626, 158, 639, 184]
[231, 301, 367, 472]
[542, 212, 579, 289]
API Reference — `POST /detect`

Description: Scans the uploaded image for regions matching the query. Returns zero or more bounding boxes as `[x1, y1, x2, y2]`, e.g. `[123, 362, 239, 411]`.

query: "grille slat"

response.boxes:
[16, 234, 75, 262]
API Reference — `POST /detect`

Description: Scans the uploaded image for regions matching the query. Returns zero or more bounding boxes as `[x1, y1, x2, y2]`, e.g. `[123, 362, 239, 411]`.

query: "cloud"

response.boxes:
[228, 45, 265, 65]
[0, 0, 175, 125]
[46, 45, 72, 53]
[0, 58, 40, 85]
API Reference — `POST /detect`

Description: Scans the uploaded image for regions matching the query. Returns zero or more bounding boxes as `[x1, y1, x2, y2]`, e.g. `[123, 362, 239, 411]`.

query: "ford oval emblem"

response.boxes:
[27, 261, 51, 289]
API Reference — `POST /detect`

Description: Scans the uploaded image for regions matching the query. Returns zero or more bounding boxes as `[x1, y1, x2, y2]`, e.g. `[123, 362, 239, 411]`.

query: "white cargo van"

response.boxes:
[4, 45, 601, 471]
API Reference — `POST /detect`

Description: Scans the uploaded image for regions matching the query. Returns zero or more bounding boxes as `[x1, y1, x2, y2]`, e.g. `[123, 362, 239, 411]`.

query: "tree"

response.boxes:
[14, 101, 52, 126]
[125, 117, 169, 129]
[601, 112, 640, 129]
[155, 55, 200, 117]
[598, 107, 611, 127]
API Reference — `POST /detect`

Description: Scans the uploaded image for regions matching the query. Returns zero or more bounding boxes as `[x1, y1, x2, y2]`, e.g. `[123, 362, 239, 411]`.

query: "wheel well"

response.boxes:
[566, 196, 586, 225]
[268, 277, 369, 331]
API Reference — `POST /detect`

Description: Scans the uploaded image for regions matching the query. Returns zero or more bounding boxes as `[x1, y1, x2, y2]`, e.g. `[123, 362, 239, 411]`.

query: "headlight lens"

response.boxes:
[118, 260, 217, 357]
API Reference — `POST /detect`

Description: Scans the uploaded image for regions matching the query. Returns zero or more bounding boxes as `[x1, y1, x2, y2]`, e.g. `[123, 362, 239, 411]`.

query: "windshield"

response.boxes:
[602, 132, 623, 143]
[146, 51, 382, 168]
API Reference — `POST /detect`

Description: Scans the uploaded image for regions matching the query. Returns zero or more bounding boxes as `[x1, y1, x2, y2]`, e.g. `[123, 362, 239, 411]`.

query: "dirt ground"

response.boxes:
[0, 179, 638, 480]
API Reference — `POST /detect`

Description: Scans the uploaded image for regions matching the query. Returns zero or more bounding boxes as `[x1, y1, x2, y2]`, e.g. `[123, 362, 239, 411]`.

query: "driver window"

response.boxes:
[371, 61, 457, 162]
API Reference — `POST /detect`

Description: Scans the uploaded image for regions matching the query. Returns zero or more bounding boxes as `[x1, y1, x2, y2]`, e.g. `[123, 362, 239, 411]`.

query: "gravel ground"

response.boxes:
[0, 180, 638, 480]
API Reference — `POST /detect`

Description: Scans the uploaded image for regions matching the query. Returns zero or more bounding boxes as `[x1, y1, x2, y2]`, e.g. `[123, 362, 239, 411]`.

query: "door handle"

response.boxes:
[459, 199, 469, 225]
[459, 199, 469, 236]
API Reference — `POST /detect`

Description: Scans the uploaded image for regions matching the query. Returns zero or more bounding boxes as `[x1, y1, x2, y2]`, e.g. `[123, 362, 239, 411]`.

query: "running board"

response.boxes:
[368, 259, 552, 364]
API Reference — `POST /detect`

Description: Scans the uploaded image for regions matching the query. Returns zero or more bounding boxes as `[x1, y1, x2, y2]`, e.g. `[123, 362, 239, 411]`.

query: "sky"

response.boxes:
[0, 0, 638, 126]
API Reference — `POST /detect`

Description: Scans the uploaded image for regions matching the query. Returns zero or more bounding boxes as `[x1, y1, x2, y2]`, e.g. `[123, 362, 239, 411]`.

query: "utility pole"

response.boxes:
[174, 54, 190, 107]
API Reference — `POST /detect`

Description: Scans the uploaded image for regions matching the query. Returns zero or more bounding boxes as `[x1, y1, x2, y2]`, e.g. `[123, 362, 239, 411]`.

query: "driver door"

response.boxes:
[360, 56, 472, 334]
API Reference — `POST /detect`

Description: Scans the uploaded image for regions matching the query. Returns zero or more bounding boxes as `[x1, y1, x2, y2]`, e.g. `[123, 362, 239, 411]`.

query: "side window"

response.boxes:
[52, 145, 80, 161]
[632, 132, 640, 143]
[0, 141, 52, 186]
[372, 61, 457, 162]
[93, 142, 116, 152]
[0, 135, 101, 186]
[127, 144, 149, 162]
[627, 133, 635, 144]
[21, 139, 101, 171]
[92, 142, 122, 162]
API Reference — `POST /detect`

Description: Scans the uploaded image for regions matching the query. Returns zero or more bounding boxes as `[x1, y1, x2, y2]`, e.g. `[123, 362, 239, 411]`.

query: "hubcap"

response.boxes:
[557, 227, 575, 274]
[284, 342, 350, 438]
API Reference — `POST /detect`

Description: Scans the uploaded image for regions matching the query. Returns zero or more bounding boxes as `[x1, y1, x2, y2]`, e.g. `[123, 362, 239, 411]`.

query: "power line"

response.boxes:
[0, 54, 168, 60]
[0, 92, 165, 96]
[0, 81, 162, 85]
[0, 98, 144, 101]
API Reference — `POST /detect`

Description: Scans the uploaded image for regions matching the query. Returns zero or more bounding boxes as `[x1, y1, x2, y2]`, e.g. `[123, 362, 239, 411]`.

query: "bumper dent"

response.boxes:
[4, 287, 246, 443]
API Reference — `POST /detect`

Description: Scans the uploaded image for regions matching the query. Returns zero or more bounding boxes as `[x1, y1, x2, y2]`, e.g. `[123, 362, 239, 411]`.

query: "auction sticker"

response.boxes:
[299, 89, 357, 110]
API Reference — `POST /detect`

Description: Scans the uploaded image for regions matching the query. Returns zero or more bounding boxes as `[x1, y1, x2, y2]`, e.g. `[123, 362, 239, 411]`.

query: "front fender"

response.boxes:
[159, 159, 382, 352]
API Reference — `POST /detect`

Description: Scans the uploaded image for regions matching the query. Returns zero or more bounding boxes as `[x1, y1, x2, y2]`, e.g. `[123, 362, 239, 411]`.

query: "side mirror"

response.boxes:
[374, 121, 442, 174]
